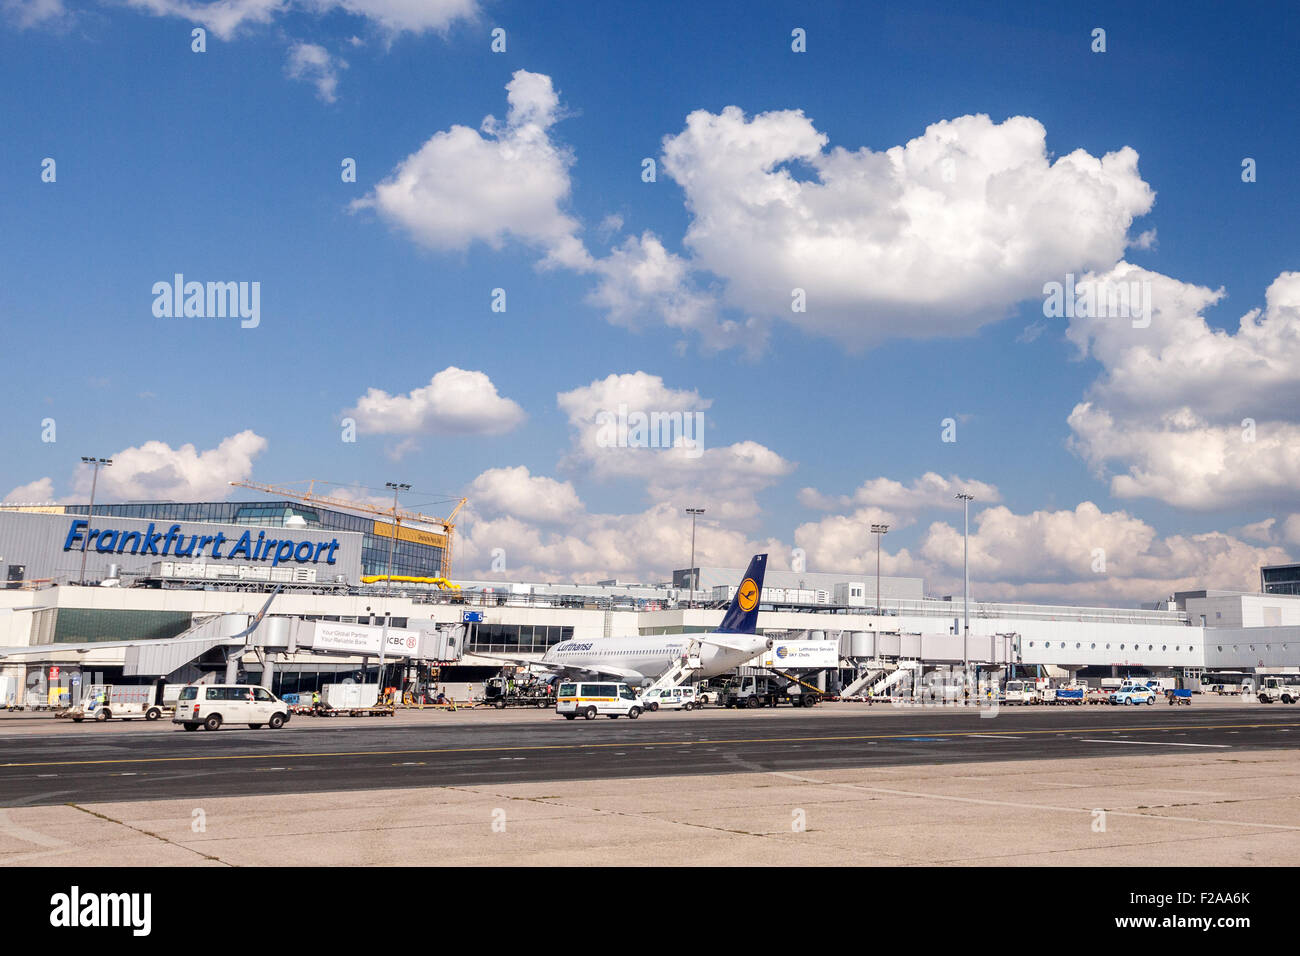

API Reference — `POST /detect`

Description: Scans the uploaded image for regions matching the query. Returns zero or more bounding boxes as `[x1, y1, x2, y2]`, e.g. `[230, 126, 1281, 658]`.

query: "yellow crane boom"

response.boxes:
[228, 480, 467, 579]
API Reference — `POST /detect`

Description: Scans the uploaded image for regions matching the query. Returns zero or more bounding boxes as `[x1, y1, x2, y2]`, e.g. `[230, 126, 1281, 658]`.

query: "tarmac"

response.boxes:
[0, 689, 1264, 735]
[0, 695, 1295, 866]
[1, 746, 1297, 866]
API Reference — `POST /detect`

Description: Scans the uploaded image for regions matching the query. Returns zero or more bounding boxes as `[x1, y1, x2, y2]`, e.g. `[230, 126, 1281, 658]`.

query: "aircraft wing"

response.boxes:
[561, 661, 645, 681]
[469, 652, 645, 682]
[470, 651, 559, 670]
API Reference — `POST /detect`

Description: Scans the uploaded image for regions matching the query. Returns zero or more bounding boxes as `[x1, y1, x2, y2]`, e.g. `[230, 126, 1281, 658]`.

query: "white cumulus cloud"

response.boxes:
[587, 232, 757, 353]
[1067, 265, 1300, 509]
[3, 477, 57, 503]
[123, 0, 474, 40]
[456, 499, 786, 584]
[3, 0, 68, 28]
[917, 501, 1290, 603]
[345, 367, 526, 438]
[798, 472, 1000, 512]
[285, 41, 346, 102]
[793, 506, 930, 578]
[354, 70, 590, 270]
[640, 108, 1154, 350]
[555, 371, 793, 523]
[124, 0, 285, 39]
[467, 467, 584, 526]
[66, 431, 268, 502]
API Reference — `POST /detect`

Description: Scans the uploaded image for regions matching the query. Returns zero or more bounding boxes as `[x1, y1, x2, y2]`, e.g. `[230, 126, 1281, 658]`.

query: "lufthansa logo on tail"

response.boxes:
[737, 577, 759, 612]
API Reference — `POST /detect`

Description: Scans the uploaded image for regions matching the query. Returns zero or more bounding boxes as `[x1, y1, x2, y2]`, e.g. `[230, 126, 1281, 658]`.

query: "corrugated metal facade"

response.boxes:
[676, 566, 926, 602]
[0, 510, 364, 584]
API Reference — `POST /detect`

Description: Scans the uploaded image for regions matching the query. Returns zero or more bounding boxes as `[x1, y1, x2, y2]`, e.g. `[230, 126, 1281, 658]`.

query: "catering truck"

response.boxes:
[718, 673, 821, 708]
[483, 672, 556, 708]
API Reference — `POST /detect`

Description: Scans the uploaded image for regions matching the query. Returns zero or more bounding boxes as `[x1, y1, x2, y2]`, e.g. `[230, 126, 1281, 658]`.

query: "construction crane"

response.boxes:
[228, 480, 467, 579]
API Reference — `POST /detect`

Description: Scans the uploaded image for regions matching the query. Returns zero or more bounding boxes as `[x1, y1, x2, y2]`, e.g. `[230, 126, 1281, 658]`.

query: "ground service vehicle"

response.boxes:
[68, 684, 164, 722]
[641, 686, 700, 711]
[556, 681, 643, 720]
[718, 674, 819, 708]
[309, 682, 395, 716]
[173, 684, 291, 731]
[1165, 688, 1193, 705]
[484, 673, 554, 709]
[1257, 676, 1300, 704]
[8, 690, 59, 712]
[1003, 680, 1039, 705]
[1109, 683, 1158, 705]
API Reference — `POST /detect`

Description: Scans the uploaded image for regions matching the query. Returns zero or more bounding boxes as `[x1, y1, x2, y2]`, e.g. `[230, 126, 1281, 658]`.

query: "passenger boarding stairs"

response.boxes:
[122, 613, 243, 677]
[640, 640, 704, 696]
[841, 665, 891, 698]
[867, 661, 921, 697]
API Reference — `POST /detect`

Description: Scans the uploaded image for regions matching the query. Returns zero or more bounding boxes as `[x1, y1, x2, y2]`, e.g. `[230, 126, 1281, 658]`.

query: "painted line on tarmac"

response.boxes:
[1078, 739, 1229, 748]
[802, 779, 1300, 833]
[0, 720, 1292, 769]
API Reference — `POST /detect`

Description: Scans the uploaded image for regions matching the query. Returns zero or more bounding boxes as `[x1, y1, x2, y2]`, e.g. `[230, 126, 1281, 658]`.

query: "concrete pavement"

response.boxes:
[1, 746, 1297, 866]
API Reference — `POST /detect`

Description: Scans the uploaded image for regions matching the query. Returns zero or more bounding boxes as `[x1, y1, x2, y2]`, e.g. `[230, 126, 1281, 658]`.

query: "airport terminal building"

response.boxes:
[4, 503, 1300, 700]
[1, 500, 447, 585]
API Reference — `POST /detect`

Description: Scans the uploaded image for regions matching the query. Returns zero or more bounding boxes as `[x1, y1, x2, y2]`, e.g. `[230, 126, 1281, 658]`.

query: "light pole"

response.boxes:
[685, 508, 704, 608]
[377, 481, 410, 701]
[870, 524, 889, 615]
[78, 457, 112, 584]
[955, 493, 974, 690]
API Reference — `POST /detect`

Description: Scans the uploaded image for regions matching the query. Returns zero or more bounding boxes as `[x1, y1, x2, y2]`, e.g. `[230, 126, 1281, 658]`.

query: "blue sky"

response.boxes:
[2, 0, 1298, 603]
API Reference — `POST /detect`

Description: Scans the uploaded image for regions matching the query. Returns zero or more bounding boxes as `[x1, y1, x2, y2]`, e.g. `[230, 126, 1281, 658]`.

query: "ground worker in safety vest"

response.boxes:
[311, 690, 320, 712]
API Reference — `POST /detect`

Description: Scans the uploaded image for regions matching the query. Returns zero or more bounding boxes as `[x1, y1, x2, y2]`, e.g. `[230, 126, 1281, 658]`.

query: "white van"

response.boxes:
[68, 684, 165, 722]
[173, 684, 291, 731]
[556, 681, 642, 720]
[641, 686, 700, 712]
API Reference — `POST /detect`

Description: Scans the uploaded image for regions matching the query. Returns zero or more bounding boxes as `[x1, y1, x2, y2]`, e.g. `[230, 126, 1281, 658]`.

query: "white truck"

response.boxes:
[1257, 676, 1300, 704]
[1003, 680, 1039, 705]
[68, 685, 166, 722]
[718, 674, 820, 708]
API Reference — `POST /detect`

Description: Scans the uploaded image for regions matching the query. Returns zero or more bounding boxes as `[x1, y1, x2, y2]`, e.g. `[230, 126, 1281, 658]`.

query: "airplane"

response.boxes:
[474, 553, 771, 684]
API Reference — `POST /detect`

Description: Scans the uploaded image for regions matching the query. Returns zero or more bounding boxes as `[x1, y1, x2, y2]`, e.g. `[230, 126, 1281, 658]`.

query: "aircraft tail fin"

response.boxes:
[716, 553, 767, 634]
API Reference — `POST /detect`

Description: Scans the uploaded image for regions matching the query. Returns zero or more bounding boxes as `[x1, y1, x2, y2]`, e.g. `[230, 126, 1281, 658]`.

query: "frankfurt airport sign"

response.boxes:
[63, 520, 341, 567]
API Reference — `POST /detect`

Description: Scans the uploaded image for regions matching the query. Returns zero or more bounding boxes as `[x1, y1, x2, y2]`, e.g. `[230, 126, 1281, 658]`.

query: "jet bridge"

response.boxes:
[1, 609, 467, 688]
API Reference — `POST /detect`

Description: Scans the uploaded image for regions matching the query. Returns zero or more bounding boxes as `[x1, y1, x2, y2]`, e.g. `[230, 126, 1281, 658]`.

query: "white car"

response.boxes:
[556, 681, 643, 720]
[1109, 684, 1158, 705]
[173, 684, 291, 731]
[641, 686, 701, 712]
